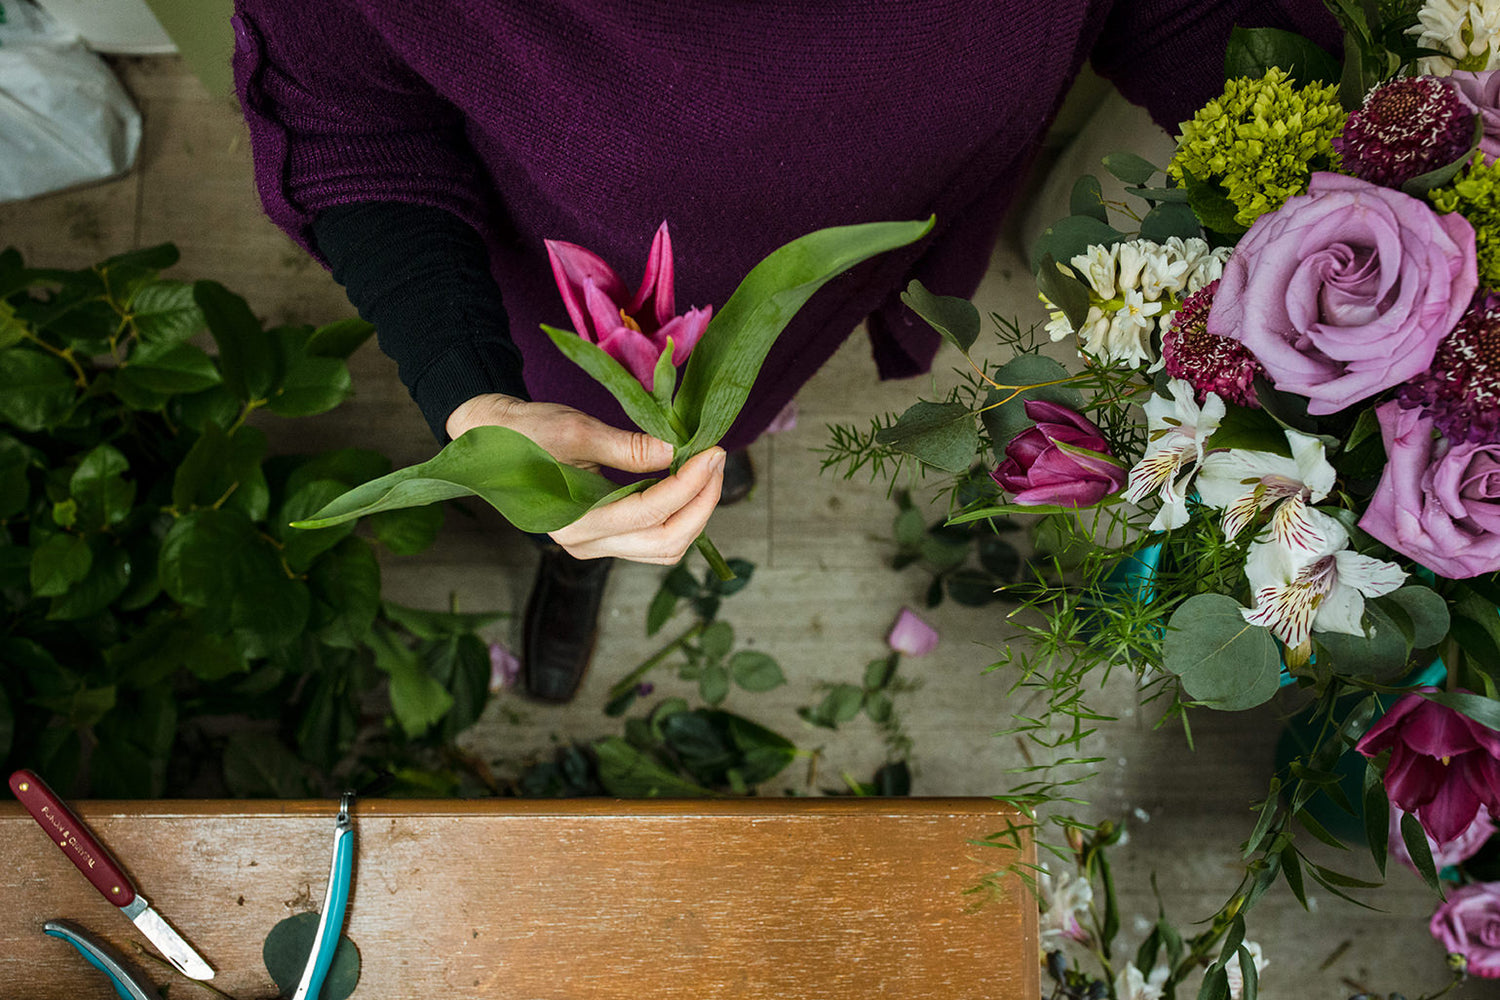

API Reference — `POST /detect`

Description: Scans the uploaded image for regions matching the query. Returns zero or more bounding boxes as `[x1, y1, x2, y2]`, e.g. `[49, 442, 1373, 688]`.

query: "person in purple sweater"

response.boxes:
[232, 0, 1337, 702]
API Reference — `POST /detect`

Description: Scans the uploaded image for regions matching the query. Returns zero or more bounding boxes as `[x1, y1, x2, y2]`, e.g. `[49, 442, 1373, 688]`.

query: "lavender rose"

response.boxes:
[991, 399, 1127, 507]
[1207, 173, 1476, 415]
[1431, 882, 1500, 978]
[1359, 401, 1500, 579]
[1451, 70, 1500, 163]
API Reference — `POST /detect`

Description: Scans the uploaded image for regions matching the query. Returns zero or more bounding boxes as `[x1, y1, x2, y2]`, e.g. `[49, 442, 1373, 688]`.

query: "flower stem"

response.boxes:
[695, 532, 734, 581]
[607, 620, 705, 700]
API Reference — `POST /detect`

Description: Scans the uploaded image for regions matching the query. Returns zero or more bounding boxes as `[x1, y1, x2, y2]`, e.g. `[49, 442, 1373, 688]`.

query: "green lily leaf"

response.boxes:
[675, 217, 935, 456]
[291, 425, 646, 535]
[542, 324, 681, 444]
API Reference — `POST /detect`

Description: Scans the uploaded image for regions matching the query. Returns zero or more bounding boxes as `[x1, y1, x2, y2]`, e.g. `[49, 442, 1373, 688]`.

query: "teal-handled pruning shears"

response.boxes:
[293, 790, 356, 1000]
[44, 919, 163, 1000]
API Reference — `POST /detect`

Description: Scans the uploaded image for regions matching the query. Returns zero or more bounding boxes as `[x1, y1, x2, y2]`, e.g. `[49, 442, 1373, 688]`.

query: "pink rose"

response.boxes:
[990, 400, 1126, 507]
[1357, 690, 1500, 845]
[1431, 882, 1500, 978]
[1359, 401, 1500, 579]
[1207, 173, 1476, 415]
[1390, 804, 1496, 873]
[1450, 70, 1500, 164]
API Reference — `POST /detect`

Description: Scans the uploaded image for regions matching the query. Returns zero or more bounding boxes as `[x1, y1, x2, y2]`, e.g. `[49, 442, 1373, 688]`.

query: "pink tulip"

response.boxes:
[545, 221, 712, 391]
[887, 607, 939, 657]
[992, 399, 1127, 507]
[1356, 691, 1500, 845]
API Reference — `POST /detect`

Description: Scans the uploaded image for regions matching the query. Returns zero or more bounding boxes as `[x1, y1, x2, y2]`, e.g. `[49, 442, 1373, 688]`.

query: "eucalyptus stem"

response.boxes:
[607, 620, 706, 700]
[696, 532, 734, 581]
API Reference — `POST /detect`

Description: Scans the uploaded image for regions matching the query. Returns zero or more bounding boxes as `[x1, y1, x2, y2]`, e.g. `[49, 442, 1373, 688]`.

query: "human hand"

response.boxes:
[445, 393, 725, 564]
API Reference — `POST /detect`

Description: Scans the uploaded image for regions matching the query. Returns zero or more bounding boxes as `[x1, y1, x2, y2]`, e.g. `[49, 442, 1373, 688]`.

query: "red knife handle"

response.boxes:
[9, 769, 136, 907]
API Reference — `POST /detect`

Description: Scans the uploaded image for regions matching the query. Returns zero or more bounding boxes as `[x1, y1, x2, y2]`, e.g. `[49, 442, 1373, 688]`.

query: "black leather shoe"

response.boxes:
[719, 448, 755, 507]
[523, 545, 613, 702]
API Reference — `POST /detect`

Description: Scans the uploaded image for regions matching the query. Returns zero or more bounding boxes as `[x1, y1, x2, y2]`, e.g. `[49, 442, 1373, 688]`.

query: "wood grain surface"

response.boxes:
[0, 798, 1037, 999]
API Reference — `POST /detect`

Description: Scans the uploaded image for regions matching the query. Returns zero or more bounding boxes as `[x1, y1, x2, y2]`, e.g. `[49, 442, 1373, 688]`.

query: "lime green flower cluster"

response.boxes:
[1430, 153, 1500, 288]
[1168, 68, 1344, 229]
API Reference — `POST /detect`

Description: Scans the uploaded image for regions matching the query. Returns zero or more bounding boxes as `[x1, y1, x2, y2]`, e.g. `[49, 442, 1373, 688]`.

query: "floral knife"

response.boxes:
[8, 769, 215, 980]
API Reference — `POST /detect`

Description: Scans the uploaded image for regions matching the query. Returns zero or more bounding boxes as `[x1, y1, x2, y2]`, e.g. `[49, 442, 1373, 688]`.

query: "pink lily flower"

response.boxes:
[545, 221, 712, 391]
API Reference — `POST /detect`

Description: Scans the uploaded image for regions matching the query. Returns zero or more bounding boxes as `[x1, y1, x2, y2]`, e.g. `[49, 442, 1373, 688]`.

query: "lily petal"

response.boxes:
[596, 325, 663, 390]
[655, 305, 712, 365]
[887, 607, 939, 656]
[546, 239, 629, 341]
[629, 221, 677, 330]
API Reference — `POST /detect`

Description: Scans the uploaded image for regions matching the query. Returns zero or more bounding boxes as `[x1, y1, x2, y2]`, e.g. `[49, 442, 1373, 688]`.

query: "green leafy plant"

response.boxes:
[0, 244, 501, 797]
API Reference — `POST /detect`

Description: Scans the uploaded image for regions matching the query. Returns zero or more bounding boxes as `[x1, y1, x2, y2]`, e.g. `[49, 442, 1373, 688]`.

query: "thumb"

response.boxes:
[588, 423, 674, 473]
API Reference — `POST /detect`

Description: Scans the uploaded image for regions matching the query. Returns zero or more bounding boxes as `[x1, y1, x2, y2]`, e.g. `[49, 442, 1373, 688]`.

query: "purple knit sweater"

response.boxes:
[233, 0, 1337, 452]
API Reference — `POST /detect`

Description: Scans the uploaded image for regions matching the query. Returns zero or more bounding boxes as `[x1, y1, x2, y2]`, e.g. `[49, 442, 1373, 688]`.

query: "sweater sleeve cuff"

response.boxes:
[410, 341, 532, 441]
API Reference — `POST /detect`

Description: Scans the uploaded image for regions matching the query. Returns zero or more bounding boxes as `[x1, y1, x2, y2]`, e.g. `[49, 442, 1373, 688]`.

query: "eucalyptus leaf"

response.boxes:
[542, 324, 680, 444]
[1315, 602, 1411, 681]
[1138, 201, 1202, 242]
[1034, 255, 1091, 332]
[1101, 152, 1160, 185]
[1029, 215, 1125, 275]
[1163, 594, 1282, 710]
[874, 400, 979, 473]
[1069, 174, 1108, 223]
[294, 425, 644, 534]
[263, 911, 361, 1000]
[675, 217, 935, 456]
[899, 279, 980, 353]
[1378, 586, 1450, 650]
[979, 354, 1083, 457]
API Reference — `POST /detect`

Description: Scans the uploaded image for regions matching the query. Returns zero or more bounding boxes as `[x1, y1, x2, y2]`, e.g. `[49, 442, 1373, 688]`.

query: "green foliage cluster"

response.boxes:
[0, 244, 498, 797]
[1169, 68, 1345, 230]
[1430, 153, 1500, 287]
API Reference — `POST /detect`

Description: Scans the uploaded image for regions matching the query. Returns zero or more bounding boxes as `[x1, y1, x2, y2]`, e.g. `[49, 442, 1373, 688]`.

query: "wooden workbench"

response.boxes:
[0, 797, 1038, 999]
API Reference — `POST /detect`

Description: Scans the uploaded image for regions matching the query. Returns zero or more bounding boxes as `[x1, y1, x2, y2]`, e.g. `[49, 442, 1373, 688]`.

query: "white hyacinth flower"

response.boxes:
[1125, 378, 1226, 530]
[1042, 238, 1233, 365]
[1114, 962, 1169, 1000]
[1195, 429, 1337, 546]
[1242, 508, 1407, 655]
[1410, 0, 1500, 74]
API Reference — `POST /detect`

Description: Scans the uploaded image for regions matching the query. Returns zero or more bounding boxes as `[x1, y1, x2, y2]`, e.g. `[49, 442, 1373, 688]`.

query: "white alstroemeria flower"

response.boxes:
[1195, 429, 1337, 546]
[1114, 962, 1169, 1000]
[1411, 0, 1500, 74]
[1126, 379, 1226, 530]
[1037, 865, 1093, 950]
[1225, 941, 1268, 1000]
[1242, 508, 1407, 654]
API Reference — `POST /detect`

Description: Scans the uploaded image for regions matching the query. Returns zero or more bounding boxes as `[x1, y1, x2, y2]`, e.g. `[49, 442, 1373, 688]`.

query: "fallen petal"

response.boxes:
[887, 607, 939, 657]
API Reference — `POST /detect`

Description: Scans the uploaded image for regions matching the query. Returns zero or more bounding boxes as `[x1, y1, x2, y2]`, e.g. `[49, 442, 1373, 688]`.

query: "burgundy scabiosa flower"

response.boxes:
[1336, 76, 1476, 188]
[1399, 290, 1500, 444]
[1161, 281, 1263, 407]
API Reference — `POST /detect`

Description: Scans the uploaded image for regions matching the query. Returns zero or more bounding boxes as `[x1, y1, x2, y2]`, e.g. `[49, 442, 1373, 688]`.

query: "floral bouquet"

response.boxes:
[826, 1, 1500, 992]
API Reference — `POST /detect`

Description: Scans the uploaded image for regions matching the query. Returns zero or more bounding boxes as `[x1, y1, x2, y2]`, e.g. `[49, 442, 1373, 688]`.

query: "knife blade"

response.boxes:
[8, 769, 215, 981]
